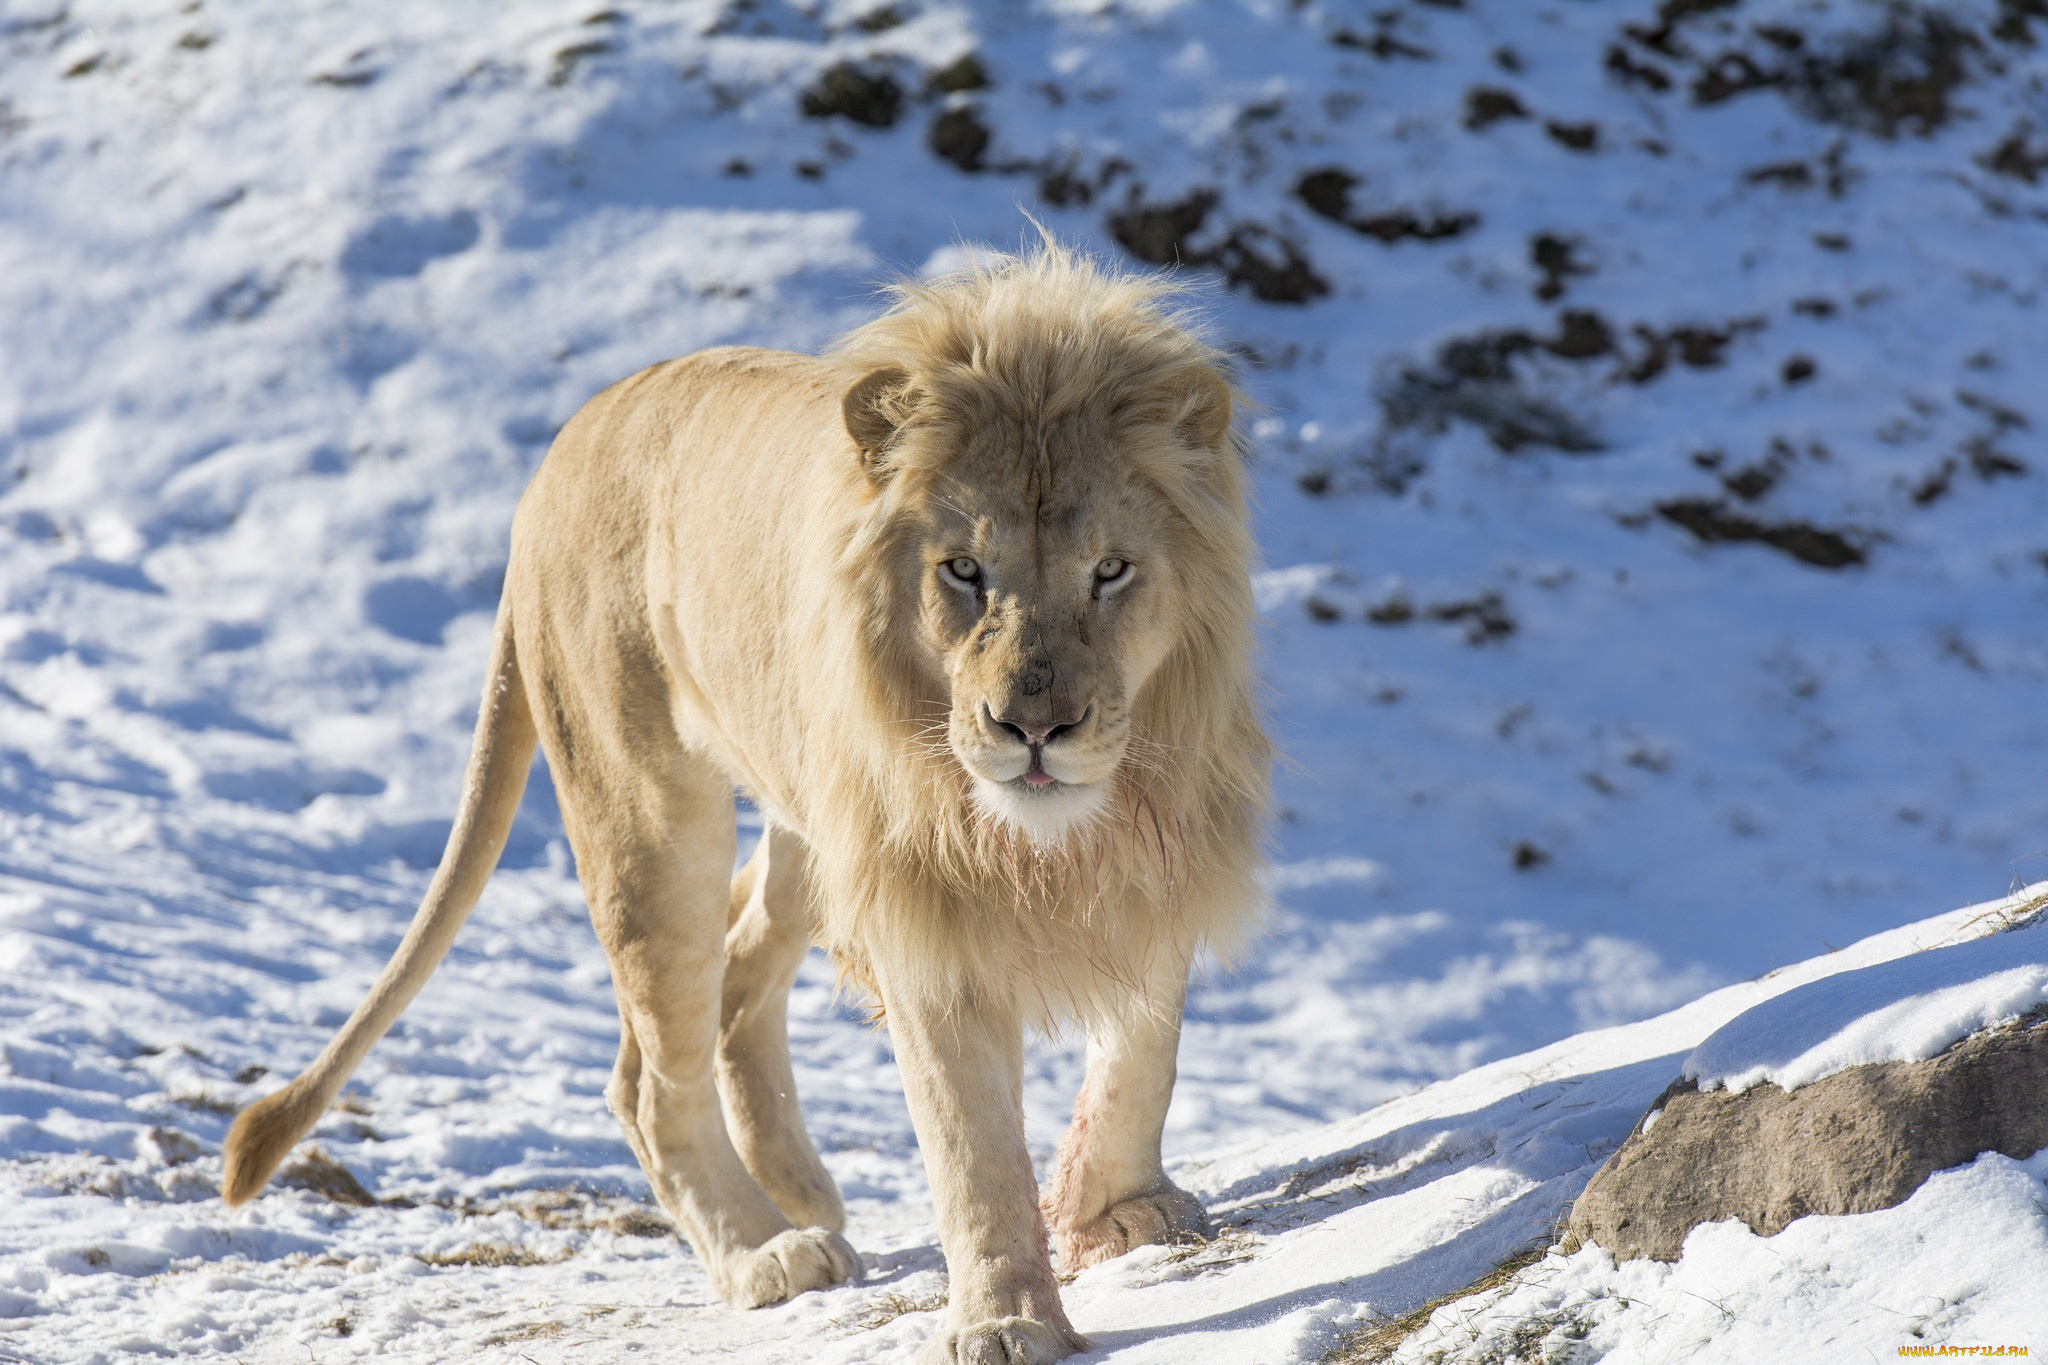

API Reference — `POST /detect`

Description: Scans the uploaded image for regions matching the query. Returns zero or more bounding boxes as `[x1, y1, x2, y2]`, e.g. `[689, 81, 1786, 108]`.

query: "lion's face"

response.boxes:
[904, 414, 1185, 845]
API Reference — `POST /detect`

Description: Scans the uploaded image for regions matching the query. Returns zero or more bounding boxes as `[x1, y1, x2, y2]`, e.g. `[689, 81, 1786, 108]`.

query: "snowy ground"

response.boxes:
[2, 0, 2046, 1360]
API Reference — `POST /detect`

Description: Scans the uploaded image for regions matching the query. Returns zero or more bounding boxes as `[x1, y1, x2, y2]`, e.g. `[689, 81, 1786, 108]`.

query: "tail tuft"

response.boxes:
[220, 605, 535, 1209]
[221, 1078, 329, 1206]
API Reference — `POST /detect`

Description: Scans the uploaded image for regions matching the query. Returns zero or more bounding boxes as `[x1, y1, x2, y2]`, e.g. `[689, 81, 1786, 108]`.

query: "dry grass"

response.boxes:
[416, 1242, 568, 1269]
[826, 1286, 949, 1336]
[168, 1088, 237, 1117]
[1958, 878, 2048, 938]
[278, 1148, 378, 1207]
[449, 1188, 672, 1238]
[480, 1320, 565, 1346]
[1158, 1225, 1262, 1275]
[1319, 1242, 1553, 1365]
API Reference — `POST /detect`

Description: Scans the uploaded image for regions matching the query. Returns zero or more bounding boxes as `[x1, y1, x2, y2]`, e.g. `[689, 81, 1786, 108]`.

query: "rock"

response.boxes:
[927, 106, 990, 172]
[1106, 189, 1329, 304]
[798, 62, 903, 128]
[1653, 498, 1867, 569]
[1566, 1014, 2048, 1262]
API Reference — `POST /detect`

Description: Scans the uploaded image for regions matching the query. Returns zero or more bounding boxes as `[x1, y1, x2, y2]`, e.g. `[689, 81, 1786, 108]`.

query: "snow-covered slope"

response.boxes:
[1685, 902, 2048, 1094]
[2, 0, 2046, 1360]
[5, 873, 2043, 1363]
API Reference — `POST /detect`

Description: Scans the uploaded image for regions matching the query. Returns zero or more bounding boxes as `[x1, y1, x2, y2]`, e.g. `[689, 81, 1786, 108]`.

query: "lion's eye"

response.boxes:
[940, 556, 982, 589]
[1095, 557, 1130, 584]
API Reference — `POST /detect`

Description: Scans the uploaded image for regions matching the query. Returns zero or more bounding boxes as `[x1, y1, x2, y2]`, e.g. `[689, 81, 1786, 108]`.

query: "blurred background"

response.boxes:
[0, 0, 2044, 1346]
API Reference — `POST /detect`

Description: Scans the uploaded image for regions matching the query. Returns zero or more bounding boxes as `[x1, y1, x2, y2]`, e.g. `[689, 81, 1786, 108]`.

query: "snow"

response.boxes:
[1386, 1148, 2048, 1363]
[1686, 904, 2048, 1094]
[3, 0, 2047, 1359]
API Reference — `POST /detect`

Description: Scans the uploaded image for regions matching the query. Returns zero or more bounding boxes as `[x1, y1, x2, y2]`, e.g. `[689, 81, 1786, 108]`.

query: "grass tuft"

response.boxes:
[1319, 1242, 1553, 1364]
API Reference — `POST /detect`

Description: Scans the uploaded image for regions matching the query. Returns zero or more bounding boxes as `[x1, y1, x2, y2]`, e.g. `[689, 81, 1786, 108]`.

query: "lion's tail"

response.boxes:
[221, 604, 538, 1206]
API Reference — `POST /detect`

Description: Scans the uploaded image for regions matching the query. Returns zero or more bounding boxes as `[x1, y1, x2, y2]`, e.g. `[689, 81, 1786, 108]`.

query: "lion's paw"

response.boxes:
[1055, 1185, 1212, 1271]
[915, 1316, 1084, 1365]
[721, 1226, 860, 1309]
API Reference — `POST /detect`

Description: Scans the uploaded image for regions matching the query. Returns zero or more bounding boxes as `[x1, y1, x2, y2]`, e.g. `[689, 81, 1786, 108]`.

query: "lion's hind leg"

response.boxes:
[718, 823, 843, 1231]
[533, 654, 855, 1308]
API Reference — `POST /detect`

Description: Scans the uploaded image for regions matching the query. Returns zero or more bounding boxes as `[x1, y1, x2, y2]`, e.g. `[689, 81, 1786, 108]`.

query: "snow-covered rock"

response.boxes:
[1570, 998, 2048, 1264]
[1561, 899, 2048, 1266]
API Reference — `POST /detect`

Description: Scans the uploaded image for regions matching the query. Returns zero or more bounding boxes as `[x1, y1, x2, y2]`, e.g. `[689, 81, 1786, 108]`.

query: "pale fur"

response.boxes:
[221, 243, 1269, 1363]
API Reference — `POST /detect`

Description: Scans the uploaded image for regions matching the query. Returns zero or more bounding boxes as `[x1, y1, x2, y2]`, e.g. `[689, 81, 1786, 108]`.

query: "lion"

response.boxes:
[221, 242, 1270, 1363]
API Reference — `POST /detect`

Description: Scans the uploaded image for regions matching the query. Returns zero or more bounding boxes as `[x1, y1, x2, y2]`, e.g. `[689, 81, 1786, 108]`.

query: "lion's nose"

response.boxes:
[985, 702, 1091, 749]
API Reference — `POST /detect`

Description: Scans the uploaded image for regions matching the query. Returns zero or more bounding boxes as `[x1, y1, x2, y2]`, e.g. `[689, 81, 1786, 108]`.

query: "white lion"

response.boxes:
[223, 242, 1270, 1363]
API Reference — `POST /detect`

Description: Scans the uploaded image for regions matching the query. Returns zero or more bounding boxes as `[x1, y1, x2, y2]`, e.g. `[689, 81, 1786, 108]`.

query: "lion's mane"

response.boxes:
[801, 244, 1271, 1023]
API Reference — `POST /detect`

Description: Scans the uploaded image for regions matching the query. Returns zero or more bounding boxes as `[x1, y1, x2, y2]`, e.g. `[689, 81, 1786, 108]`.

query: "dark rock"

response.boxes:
[1107, 191, 1328, 304]
[1982, 124, 2048, 183]
[1745, 159, 1813, 189]
[1213, 227, 1330, 305]
[1687, 6, 1981, 138]
[1366, 596, 1414, 625]
[1655, 498, 1866, 569]
[1567, 1015, 2048, 1262]
[1332, 24, 1432, 61]
[1624, 317, 1767, 382]
[927, 53, 989, 94]
[1784, 8, 1979, 138]
[1430, 592, 1516, 643]
[1721, 462, 1779, 502]
[548, 40, 610, 87]
[1691, 50, 1778, 105]
[800, 61, 903, 127]
[1549, 309, 1615, 360]
[1353, 208, 1480, 244]
[1670, 323, 1740, 366]
[1913, 459, 1957, 506]
[1037, 161, 1092, 207]
[1626, 0, 1741, 57]
[1605, 43, 1674, 92]
[1995, 0, 2048, 45]
[928, 106, 990, 172]
[1464, 86, 1530, 130]
[1546, 120, 1600, 151]
[1382, 363, 1601, 455]
[1966, 438, 2028, 481]
[851, 5, 904, 34]
[1530, 233, 1590, 301]
[1109, 191, 1218, 268]
[1376, 313, 1620, 457]
[1294, 169, 1477, 244]
[1294, 167, 1360, 222]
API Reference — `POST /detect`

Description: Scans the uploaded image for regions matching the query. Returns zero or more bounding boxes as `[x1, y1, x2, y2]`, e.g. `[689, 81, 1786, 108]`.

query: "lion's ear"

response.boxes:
[1171, 366, 1234, 453]
[843, 365, 913, 481]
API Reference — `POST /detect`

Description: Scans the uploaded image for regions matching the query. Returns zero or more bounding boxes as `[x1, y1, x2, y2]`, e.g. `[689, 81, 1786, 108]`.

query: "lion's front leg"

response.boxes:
[1042, 960, 1211, 1272]
[878, 970, 1087, 1365]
